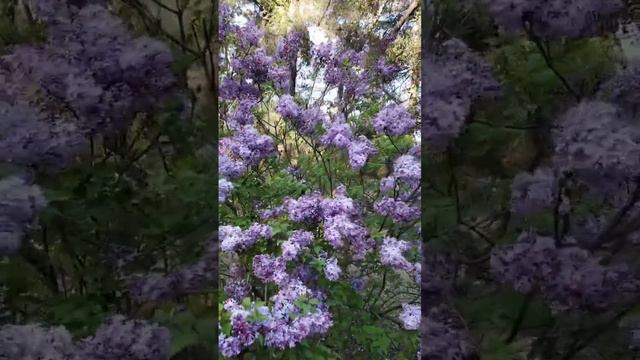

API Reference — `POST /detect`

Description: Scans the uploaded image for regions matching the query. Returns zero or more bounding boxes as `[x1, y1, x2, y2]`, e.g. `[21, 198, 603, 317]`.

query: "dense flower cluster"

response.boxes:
[220, 224, 273, 253]
[374, 197, 420, 223]
[276, 31, 303, 64]
[399, 303, 420, 330]
[77, 315, 171, 359]
[421, 305, 477, 360]
[491, 232, 640, 312]
[372, 104, 416, 136]
[0, 316, 171, 360]
[510, 166, 559, 217]
[422, 38, 501, 150]
[552, 101, 640, 184]
[275, 95, 324, 135]
[0, 324, 76, 359]
[0, 1, 181, 172]
[421, 247, 456, 301]
[219, 178, 234, 203]
[320, 114, 354, 149]
[482, 0, 624, 39]
[348, 135, 378, 170]
[380, 237, 415, 273]
[219, 282, 333, 356]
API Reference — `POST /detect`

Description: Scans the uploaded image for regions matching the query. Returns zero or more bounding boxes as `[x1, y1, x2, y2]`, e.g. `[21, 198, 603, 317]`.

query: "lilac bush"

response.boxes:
[219, 1, 420, 357]
[422, 0, 640, 357]
[0, 0, 214, 358]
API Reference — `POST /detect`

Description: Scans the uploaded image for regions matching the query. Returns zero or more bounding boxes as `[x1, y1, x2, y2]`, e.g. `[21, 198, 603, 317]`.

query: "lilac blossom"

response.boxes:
[392, 154, 421, 186]
[276, 95, 302, 120]
[281, 230, 314, 261]
[380, 237, 414, 272]
[320, 114, 353, 148]
[323, 214, 370, 252]
[0, 324, 76, 359]
[224, 279, 251, 301]
[77, 315, 170, 360]
[220, 223, 272, 253]
[268, 66, 290, 91]
[226, 99, 257, 128]
[491, 231, 640, 312]
[219, 178, 234, 203]
[299, 107, 326, 134]
[219, 78, 261, 101]
[284, 191, 324, 222]
[235, 20, 264, 49]
[220, 125, 275, 166]
[320, 185, 359, 218]
[259, 205, 286, 220]
[374, 197, 420, 223]
[232, 48, 273, 84]
[399, 303, 420, 330]
[276, 96, 323, 134]
[482, 0, 625, 39]
[372, 104, 416, 136]
[511, 167, 559, 216]
[276, 31, 303, 63]
[324, 257, 341, 281]
[348, 135, 378, 170]
[219, 153, 246, 179]
[422, 38, 501, 149]
[552, 101, 640, 184]
[253, 255, 288, 285]
[422, 305, 477, 360]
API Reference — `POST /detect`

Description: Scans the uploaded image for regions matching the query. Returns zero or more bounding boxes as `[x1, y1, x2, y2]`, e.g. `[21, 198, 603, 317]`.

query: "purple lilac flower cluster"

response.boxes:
[275, 95, 324, 135]
[219, 281, 333, 357]
[552, 101, 640, 184]
[380, 237, 416, 273]
[510, 166, 559, 217]
[320, 44, 371, 101]
[0, 315, 170, 360]
[422, 38, 501, 150]
[372, 104, 416, 136]
[276, 31, 303, 64]
[320, 114, 354, 148]
[491, 232, 640, 312]
[323, 257, 342, 281]
[348, 135, 378, 170]
[281, 230, 314, 261]
[374, 197, 420, 223]
[482, 0, 624, 39]
[422, 304, 477, 360]
[375, 152, 421, 225]
[399, 303, 420, 330]
[321, 186, 375, 259]
[220, 224, 273, 253]
[0, 1, 180, 172]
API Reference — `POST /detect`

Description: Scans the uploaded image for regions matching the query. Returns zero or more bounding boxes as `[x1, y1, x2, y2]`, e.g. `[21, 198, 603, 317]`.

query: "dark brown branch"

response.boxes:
[390, 0, 419, 36]
[505, 293, 533, 343]
[588, 180, 640, 250]
[523, 22, 580, 101]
